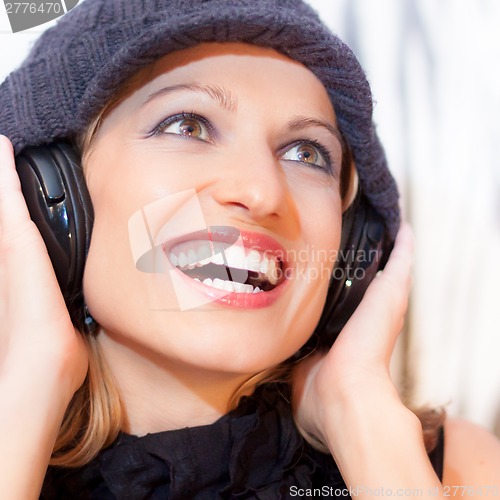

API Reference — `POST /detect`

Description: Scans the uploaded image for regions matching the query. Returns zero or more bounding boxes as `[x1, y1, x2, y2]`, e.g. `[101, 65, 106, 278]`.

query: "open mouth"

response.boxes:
[166, 238, 285, 294]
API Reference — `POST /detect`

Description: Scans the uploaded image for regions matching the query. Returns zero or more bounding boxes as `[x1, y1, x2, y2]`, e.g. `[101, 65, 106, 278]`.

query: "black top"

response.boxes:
[41, 384, 444, 499]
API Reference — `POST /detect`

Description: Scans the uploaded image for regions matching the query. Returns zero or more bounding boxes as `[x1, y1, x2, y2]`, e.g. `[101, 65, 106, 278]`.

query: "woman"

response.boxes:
[1, 0, 499, 498]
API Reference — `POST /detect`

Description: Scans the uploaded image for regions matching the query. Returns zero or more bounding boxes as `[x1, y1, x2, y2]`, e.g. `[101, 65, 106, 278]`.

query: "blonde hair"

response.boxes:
[50, 334, 122, 467]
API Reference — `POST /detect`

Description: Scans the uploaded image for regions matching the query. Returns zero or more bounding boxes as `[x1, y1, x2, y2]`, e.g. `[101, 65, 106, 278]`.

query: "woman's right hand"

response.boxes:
[0, 133, 88, 399]
[0, 134, 88, 497]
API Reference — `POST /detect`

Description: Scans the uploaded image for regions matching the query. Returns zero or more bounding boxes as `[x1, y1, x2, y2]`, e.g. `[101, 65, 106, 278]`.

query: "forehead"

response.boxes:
[124, 42, 336, 121]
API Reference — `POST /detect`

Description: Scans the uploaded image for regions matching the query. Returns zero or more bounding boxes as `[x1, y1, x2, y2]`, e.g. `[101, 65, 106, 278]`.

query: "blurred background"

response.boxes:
[1, 0, 499, 436]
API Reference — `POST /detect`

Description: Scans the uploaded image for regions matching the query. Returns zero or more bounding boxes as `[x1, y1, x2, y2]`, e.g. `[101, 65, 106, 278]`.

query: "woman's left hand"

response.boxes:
[292, 223, 414, 444]
[292, 223, 500, 492]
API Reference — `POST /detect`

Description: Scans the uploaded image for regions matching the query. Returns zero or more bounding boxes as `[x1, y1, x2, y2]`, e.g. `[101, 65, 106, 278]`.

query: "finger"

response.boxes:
[378, 222, 414, 291]
[340, 223, 414, 355]
[0, 135, 32, 234]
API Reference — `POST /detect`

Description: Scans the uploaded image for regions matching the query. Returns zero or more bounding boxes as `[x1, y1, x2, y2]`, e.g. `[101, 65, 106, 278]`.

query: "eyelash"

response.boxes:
[152, 112, 215, 141]
[151, 112, 334, 172]
[281, 140, 333, 172]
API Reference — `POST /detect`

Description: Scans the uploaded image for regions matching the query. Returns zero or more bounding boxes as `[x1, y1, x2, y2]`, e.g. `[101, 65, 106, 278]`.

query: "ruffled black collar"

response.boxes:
[42, 383, 445, 499]
[41, 384, 345, 499]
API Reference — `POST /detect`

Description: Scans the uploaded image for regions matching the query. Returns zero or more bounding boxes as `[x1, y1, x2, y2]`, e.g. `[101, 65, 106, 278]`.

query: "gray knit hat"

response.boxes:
[0, 0, 400, 238]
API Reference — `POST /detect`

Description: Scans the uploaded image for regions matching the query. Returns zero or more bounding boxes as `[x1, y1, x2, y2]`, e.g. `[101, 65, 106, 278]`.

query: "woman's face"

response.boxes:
[84, 43, 343, 376]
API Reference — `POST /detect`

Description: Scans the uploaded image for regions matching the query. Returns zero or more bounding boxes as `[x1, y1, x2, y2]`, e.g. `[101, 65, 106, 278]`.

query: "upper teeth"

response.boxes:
[195, 278, 261, 293]
[168, 240, 281, 284]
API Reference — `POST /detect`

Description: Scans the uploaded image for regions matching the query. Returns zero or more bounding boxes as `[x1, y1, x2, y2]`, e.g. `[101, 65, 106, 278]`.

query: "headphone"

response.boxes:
[15, 142, 94, 333]
[15, 141, 393, 343]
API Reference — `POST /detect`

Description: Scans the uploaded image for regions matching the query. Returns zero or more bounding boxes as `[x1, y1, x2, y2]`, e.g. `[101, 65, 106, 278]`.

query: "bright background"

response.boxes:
[1, 0, 499, 436]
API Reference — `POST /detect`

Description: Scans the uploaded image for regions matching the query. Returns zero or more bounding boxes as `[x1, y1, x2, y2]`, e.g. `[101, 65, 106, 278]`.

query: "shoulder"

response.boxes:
[443, 418, 500, 485]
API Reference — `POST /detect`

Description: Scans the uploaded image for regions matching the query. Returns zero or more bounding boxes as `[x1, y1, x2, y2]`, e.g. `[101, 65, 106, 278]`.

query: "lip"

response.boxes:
[163, 225, 286, 256]
[162, 225, 290, 308]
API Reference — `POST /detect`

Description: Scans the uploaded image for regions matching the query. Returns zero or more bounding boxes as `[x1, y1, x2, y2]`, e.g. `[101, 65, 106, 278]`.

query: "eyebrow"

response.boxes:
[144, 83, 237, 112]
[144, 85, 343, 147]
[287, 116, 345, 150]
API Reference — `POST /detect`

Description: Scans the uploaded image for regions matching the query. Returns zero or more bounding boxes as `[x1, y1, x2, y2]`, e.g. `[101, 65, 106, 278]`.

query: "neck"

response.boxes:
[96, 331, 254, 436]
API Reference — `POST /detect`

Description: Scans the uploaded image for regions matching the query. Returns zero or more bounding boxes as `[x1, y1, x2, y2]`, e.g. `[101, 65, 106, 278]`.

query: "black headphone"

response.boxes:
[15, 142, 94, 333]
[15, 141, 393, 343]
[314, 191, 393, 347]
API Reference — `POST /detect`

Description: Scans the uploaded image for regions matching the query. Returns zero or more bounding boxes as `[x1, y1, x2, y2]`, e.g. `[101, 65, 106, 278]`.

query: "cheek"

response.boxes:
[82, 188, 137, 329]
[283, 184, 342, 343]
[294, 179, 343, 251]
[81, 146, 150, 328]
[81, 149, 202, 331]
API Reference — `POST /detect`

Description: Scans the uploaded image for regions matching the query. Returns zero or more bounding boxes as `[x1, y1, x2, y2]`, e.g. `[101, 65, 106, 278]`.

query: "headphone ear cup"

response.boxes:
[15, 142, 94, 331]
[311, 194, 393, 348]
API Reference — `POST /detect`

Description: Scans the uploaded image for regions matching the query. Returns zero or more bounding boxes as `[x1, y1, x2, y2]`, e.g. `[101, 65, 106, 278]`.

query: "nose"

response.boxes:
[211, 145, 290, 223]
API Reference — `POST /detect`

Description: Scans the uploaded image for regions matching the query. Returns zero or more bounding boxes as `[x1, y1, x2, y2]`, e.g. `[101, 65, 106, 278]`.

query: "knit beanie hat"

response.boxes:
[0, 0, 400, 238]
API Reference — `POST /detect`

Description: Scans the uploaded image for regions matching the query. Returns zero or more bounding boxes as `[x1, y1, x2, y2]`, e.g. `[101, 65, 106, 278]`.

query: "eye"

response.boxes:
[281, 141, 330, 170]
[154, 113, 212, 142]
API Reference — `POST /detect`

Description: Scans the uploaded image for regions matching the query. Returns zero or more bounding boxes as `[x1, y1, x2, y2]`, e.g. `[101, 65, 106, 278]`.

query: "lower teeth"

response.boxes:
[194, 277, 262, 293]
